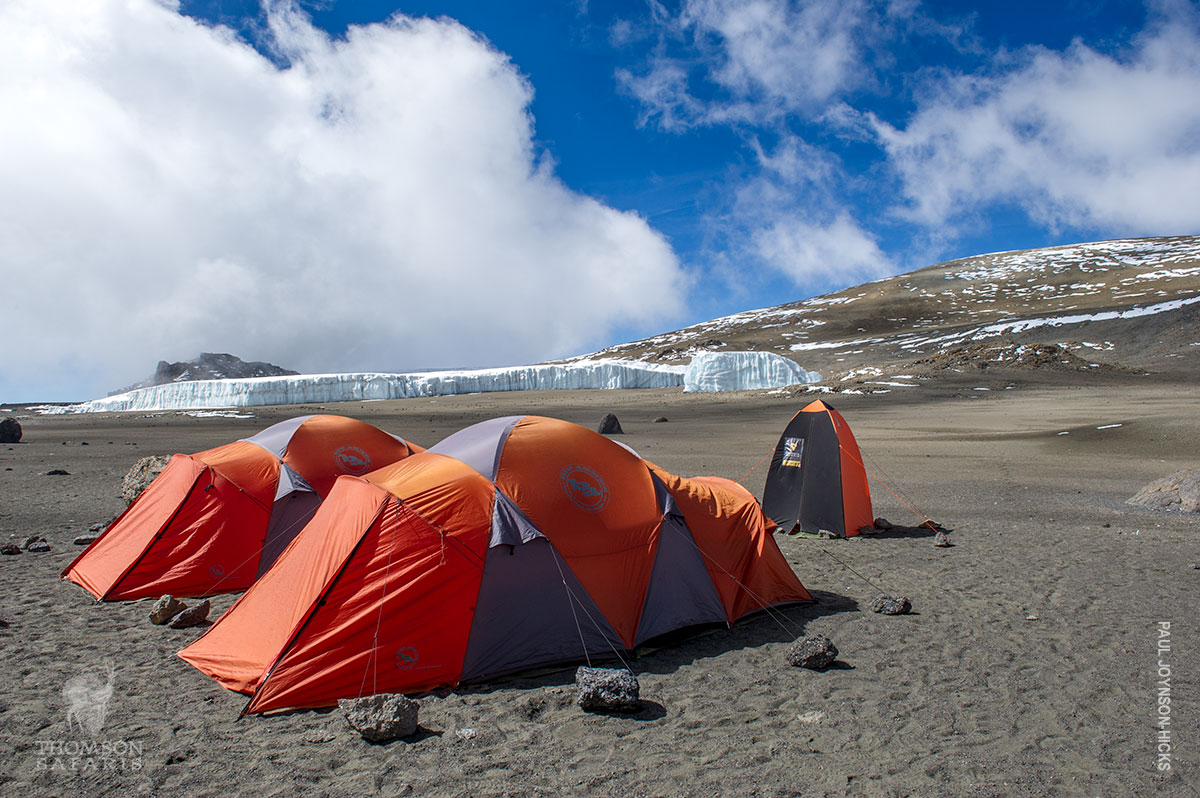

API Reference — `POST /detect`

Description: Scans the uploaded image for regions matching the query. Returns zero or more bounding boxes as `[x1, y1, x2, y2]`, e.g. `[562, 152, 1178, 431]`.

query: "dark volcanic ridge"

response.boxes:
[110, 353, 298, 396]
[572, 235, 1200, 390]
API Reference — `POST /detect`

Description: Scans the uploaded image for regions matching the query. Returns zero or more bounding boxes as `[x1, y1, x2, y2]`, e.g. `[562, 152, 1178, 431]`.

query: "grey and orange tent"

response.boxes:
[762, 400, 873, 537]
[63, 415, 422, 601]
[178, 415, 810, 714]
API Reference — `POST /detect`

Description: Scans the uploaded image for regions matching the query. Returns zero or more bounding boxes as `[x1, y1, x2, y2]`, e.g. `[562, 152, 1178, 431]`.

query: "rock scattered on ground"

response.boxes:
[1, 544, 21, 556]
[871, 595, 913, 615]
[787, 635, 839, 670]
[150, 595, 188, 625]
[873, 517, 893, 530]
[575, 667, 640, 713]
[168, 599, 210, 628]
[597, 413, 624, 435]
[339, 693, 419, 742]
[46, 469, 70, 476]
[123, 455, 171, 504]
[934, 532, 953, 547]
[73, 535, 98, 546]
[0, 417, 21, 444]
[653, 416, 669, 423]
[1126, 469, 1200, 513]
[25, 535, 50, 552]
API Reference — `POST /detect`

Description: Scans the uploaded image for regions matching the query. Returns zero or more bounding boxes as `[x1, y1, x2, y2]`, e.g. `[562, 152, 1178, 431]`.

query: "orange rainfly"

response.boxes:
[62, 415, 422, 601]
[179, 416, 813, 715]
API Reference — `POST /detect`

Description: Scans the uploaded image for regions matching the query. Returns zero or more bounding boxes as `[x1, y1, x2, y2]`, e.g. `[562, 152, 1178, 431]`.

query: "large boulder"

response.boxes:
[168, 599, 210, 628]
[122, 455, 171, 505]
[1127, 469, 1200, 513]
[575, 667, 640, 713]
[339, 694, 419, 742]
[597, 413, 624, 435]
[0, 417, 21, 443]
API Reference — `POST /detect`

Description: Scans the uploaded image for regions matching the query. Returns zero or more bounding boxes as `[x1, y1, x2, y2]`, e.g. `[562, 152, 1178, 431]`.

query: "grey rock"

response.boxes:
[25, 537, 50, 553]
[73, 535, 99, 546]
[575, 667, 640, 713]
[1, 543, 20, 555]
[150, 595, 187, 625]
[787, 635, 839, 669]
[871, 595, 912, 615]
[0, 417, 21, 444]
[339, 693, 419, 742]
[872, 517, 893, 530]
[168, 599, 210, 628]
[933, 532, 953, 547]
[1127, 469, 1200, 513]
[46, 469, 70, 476]
[816, 530, 838, 539]
[652, 416, 669, 423]
[597, 413, 624, 435]
[122, 455, 171, 505]
[88, 522, 105, 532]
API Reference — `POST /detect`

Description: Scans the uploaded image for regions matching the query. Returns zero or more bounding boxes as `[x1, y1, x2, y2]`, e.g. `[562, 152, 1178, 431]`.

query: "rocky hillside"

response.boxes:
[577, 236, 1200, 390]
[110, 353, 298, 396]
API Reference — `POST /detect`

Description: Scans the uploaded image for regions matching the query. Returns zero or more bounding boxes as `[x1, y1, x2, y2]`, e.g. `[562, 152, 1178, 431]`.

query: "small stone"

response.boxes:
[73, 535, 99, 546]
[1190, 563, 1199, 570]
[597, 413, 624, 435]
[787, 635, 838, 670]
[857, 525, 876, 536]
[455, 728, 477, 741]
[25, 537, 50, 553]
[339, 693, 420, 742]
[652, 417, 669, 423]
[46, 469, 70, 476]
[872, 517, 893, 530]
[575, 667, 640, 713]
[870, 595, 912, 615]
[149, 595, 187, 625]
[88, 522, 105, 533]
[24, 535, 42, 549]
[1025, 614, 1039, 621]
[1, 544, 20, 556]
[816, 530, 837, 539]
[933, 532, 953, 547]
[168, 599, 210, 628]
[0, 417, 21, 444]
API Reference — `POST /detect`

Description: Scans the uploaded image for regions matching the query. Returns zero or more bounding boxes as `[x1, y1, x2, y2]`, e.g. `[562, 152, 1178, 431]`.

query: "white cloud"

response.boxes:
[620, 0, 883, 129]
[874, 5, 1200, 233]
[753, 211, 892, 290]
[0, 0, 684, 400]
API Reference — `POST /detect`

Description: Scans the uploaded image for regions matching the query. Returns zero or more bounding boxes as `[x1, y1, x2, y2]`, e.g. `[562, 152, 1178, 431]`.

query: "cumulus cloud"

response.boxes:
[0, 0, 684, 400]
[873, 4, 1200, 233]
[753, 212, 891, 290]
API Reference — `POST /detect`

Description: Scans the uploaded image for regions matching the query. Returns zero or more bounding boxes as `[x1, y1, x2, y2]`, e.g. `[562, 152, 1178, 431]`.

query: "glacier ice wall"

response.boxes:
[43, 353, 822, 413]
[683, 351, 821, 393]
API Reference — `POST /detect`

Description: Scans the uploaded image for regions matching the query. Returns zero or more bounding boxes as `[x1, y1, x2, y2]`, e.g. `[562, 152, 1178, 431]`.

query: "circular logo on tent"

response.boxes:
[334, 445, 372, 476]
[394, 646, 419, 670]
[208, 563, 225, 579]
[560, 465, 609, 513]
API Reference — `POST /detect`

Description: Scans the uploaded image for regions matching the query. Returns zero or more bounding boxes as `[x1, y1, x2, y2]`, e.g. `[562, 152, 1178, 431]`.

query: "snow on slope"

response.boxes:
[42, 354, 820, 413]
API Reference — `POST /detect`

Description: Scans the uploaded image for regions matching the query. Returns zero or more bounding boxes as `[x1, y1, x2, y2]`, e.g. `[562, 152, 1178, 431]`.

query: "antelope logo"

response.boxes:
[62, 662, 115, 736]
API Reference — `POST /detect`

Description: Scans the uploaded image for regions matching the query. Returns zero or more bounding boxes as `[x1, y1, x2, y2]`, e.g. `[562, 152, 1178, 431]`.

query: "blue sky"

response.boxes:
[2, 0, 1197, 400]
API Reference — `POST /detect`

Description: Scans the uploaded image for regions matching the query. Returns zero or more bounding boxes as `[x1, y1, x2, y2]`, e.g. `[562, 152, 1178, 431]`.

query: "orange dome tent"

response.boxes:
[761, 400, 873, 537]
[63, 415, 422, 601]
[178, 415, 810, 714]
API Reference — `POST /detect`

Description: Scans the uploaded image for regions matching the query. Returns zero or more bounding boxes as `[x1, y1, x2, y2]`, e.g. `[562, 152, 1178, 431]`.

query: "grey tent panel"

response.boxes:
[427, 416, 522, 480]
[257, 465, 321, 577]
[241, 415, 315, 458]
[460, 537, 623, 684]
[633, 513, 729, 646]
[491, 488, 545, 547]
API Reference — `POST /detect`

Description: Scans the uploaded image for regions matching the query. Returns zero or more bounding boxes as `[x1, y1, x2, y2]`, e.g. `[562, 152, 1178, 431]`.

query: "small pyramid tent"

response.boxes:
[761, 400, 873, 537]
[63, 415, 422, 601]
[179, 416, 810, 714]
